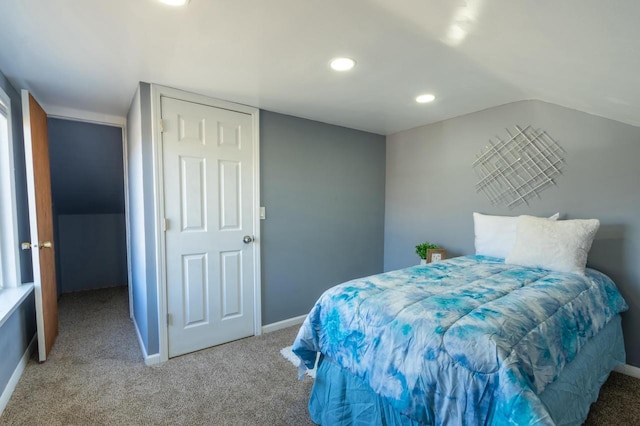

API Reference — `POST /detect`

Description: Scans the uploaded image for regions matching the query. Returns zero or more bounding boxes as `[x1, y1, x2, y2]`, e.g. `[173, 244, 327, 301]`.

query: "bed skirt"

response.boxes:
[308, 315, 625, 426]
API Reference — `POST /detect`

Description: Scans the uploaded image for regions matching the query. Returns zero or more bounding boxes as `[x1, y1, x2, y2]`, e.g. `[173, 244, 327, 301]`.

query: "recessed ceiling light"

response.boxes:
[416, 94, 436, 104]
[158, 0, 190, 6]
[448, 25, 467, 42]
[330, 57, 356, 72]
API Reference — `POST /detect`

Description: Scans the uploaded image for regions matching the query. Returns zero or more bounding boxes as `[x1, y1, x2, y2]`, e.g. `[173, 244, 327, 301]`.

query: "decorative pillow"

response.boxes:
[473, 212, 560, 259]
[505, 215, 600, 275]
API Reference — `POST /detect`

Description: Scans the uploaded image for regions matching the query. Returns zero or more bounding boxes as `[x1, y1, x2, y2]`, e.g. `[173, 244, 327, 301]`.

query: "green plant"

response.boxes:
[415, 241, 440, 259]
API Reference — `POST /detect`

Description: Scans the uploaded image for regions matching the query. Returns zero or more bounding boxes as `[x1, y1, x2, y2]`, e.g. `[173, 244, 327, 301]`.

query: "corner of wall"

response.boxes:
[132, 314, 160, 366]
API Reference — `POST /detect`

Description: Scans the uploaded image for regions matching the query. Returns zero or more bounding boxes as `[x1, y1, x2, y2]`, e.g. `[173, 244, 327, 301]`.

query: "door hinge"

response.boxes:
[162, 218, 169, 232]
[167, 313, 171, 326]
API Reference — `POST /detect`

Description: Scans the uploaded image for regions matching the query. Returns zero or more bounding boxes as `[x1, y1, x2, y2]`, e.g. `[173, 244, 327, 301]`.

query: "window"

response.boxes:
[0, 86, 21, 289]
[0, 97, 5, 286]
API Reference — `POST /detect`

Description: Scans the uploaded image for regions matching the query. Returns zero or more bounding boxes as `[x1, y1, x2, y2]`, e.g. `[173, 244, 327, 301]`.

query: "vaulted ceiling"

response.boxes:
[0, 0, 638, 135]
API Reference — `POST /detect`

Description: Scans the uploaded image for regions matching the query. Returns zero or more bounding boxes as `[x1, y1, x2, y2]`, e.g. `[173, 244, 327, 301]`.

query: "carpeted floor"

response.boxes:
[1, 286, 638, 425]
[1, 287, 313, 425]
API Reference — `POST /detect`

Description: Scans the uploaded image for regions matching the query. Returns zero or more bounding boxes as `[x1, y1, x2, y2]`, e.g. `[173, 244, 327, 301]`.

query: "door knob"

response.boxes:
[243, 235, 254, 244]
[21, 242, 52, 249]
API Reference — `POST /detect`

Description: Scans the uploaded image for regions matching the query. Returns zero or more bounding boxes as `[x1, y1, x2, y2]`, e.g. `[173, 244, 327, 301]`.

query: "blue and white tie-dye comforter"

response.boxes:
[292, 255, 628, 425]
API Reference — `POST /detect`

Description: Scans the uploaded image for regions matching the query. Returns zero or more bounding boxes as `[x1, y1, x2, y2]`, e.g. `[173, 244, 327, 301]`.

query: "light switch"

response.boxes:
[259, 206, 266, 220]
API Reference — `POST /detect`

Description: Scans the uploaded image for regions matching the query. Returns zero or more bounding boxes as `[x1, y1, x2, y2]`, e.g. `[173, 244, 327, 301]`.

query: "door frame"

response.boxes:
[150, 84, 262, 363]
[44, 106, 132, 318]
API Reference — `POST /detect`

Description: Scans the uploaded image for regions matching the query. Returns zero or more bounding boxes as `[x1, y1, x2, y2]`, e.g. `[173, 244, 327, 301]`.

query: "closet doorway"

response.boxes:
[47, 118, 128, 306]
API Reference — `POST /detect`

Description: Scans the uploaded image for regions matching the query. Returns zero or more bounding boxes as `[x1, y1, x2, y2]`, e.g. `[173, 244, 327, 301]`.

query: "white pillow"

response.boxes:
[505, 215, 600, 275]
[473, 212, 560, 259]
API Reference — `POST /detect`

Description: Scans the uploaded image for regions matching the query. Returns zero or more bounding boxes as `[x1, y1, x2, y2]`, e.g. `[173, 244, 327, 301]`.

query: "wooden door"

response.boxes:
[22, 90, 58, 362]
[161, 96, 257, 357]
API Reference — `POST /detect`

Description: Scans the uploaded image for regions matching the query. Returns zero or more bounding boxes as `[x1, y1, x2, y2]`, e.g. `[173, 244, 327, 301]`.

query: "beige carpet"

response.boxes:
[1, 286, 638, 425]
[1, 287, 313, 425]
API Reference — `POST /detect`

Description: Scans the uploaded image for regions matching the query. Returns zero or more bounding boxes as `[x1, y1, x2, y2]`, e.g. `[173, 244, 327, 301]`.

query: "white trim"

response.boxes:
[0, 334, 36, 416]
[615, 363, 640, 379]
[150, 84, 168, 363]
[144, 352, 161, 366]
[133, 316, 161, 366]
[43, 104, 126, 127]
[121, 124, 134, 319]
[0, 86, 21, 289]
[252, 109, 262, 336]
[150, 84, 262, 362]
[262, 314, 307, 334]
[0, 284, 34, 329]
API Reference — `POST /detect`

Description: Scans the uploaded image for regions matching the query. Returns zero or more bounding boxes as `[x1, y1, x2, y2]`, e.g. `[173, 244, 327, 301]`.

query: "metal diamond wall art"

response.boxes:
[473, 125, 565, 208]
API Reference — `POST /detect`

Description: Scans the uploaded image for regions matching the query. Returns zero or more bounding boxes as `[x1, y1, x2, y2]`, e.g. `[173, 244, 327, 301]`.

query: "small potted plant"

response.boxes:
[416, 241, 440, 265]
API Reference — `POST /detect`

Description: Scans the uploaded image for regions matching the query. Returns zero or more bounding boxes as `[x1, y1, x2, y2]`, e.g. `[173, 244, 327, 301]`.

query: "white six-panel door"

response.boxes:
[161, 96, 256, 358]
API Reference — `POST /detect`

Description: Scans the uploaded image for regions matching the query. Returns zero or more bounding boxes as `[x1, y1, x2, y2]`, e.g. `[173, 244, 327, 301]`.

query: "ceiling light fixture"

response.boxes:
[158, 0, 190, 6]
[447, 25, 467, 42]
[444, 0, 482, 46]
[416, 94, 436, 104]
[330, 57, 356, 72]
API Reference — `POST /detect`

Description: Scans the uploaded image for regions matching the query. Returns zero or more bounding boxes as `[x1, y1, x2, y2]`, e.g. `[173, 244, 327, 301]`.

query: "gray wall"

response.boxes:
[128, 98, 386, 355]
[48, 118, 125, 215]
[385, 100, 640, 367]
[0, 292, 36, 396]
[260, 111, 386, 324]
[48, 118, 126, 294]
[57, 214, 127, 293]
[126, 86, 148, 353]
[0, 69, 35, 399]
[140, 83, 159, 354]
[126, 83, 159, 356]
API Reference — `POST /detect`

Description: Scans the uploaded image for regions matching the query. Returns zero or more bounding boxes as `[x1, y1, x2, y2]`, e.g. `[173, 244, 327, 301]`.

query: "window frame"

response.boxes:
[0, 86, 22, 289]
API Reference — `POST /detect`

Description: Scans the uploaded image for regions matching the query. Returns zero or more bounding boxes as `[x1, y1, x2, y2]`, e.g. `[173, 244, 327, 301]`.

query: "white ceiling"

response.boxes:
[0, 0, 638, 135]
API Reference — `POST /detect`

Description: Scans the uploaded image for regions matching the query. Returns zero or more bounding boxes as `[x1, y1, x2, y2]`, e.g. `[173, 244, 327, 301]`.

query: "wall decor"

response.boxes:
[427, 249, 447, 263]
[473, 125, 564, 208]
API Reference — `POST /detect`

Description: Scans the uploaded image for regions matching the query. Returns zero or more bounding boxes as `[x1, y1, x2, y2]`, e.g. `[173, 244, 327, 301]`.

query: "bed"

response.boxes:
[292, 252, 628, 425]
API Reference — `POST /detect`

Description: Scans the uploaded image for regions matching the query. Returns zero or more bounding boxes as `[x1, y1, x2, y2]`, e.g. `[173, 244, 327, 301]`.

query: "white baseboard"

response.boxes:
[0, 334, 36, 415]
[615, 363, 640, 379]
[144, 353, 161, 366]
[262, 314, 307, 334]
[133, 317, 161, 366]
